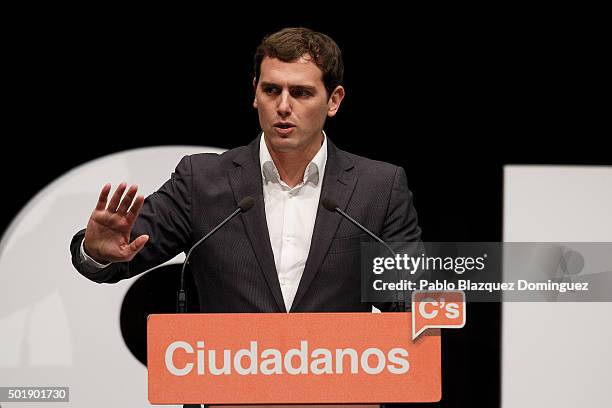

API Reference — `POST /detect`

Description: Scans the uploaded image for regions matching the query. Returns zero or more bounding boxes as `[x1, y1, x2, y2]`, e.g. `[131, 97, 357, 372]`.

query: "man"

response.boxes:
[70, 27, 421, 313]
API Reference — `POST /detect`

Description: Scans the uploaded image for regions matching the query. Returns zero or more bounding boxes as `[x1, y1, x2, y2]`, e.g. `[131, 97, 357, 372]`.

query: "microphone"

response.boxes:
[320, 198, 406, 312]
[321, 198, 396, 257]
[177, 196, 255, 313]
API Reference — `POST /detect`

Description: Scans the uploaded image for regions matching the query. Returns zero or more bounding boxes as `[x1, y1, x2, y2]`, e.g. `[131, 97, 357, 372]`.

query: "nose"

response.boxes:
[276, 90, 292, 118]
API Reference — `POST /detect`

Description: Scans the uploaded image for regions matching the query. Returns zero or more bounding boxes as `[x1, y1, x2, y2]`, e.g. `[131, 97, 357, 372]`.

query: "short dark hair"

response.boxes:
[254, 27, 344, 98]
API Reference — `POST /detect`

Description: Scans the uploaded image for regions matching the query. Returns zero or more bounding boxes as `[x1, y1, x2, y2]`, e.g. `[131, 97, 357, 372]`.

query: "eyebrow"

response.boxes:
[259, 81, 318, 93]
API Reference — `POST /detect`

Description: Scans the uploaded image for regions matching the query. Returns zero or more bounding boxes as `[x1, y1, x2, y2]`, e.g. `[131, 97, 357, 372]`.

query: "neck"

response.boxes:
[265, 133, 323, 188]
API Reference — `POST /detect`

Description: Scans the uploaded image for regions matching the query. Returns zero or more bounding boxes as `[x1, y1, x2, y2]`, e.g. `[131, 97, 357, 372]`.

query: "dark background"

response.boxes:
[3, 10, 608, 407]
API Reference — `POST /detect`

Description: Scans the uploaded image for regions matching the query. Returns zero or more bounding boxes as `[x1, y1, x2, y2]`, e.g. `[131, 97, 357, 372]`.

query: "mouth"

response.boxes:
[274, 122, 296, 129]
[273, 122, 296, 135]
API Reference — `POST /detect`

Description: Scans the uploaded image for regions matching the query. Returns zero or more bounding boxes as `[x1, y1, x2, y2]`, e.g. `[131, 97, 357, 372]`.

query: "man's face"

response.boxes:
[254, 55, 344, 154]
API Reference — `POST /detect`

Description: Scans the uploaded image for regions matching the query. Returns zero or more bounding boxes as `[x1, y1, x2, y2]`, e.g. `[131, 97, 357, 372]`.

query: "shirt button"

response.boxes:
[280, 279, 288, 286]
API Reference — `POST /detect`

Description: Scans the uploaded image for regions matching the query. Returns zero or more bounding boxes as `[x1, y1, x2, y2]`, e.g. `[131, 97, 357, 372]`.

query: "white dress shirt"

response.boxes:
[260, 133, 327, 311]
[80, 133, 327, 311]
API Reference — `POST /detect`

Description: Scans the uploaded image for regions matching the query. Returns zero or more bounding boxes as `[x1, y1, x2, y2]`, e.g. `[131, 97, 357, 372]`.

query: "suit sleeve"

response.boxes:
[381, 166, 421, 242]
[375, 166, 422, 312]
[69, 155, 193, 284]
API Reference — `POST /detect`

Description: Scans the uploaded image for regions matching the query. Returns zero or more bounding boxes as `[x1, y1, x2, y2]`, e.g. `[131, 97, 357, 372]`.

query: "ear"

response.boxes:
[327, 86, 345, 118]
[252, 77, 258, 109]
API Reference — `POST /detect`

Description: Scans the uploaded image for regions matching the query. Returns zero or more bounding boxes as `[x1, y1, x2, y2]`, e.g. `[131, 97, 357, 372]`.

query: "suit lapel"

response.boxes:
[228, 137, 287, 312]
[290, 140, 357, 311]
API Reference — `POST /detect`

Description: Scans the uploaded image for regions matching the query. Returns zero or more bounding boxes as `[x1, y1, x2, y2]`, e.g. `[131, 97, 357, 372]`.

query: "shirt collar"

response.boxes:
[259, 131, 328, 187]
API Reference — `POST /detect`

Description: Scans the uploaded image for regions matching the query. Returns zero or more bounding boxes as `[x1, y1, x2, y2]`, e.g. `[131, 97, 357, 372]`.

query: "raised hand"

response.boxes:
[83, 182, 149, 263]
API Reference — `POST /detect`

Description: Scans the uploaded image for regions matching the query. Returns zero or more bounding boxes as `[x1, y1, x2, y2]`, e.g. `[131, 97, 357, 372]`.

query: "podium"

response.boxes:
[147, 312, 441, 405]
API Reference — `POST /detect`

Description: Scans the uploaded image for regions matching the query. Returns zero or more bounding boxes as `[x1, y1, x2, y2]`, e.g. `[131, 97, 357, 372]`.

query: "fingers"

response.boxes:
[107, 182, 127, 213]
[126, 194, 145, 224]
[95, 183, 111, 211]
[128, 234, 149, 256]
[101, 183, 141, 216]
[116, 184, 139, 215]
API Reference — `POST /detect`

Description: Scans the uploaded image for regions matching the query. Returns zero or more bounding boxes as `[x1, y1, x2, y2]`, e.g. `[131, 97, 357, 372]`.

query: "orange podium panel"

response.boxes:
[147, 312, 441, 404]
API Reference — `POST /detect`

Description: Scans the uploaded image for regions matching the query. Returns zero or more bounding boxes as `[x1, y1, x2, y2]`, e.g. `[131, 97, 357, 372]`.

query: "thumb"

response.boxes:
[128, 234, 149, 255]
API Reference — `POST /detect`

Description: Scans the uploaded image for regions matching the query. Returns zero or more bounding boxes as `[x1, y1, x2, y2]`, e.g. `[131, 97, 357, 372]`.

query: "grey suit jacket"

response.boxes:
[70, 136, 421, 313]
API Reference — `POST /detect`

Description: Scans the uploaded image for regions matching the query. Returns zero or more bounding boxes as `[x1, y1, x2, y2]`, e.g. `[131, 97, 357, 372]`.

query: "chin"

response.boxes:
[269, 140, 298, 153]
[266, 133, 299, 152]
